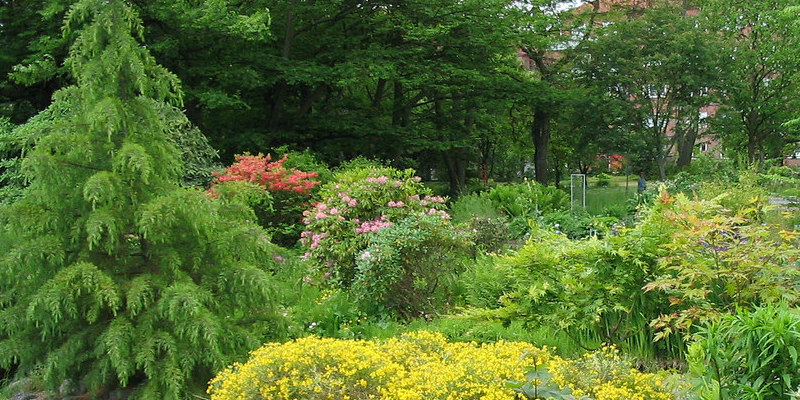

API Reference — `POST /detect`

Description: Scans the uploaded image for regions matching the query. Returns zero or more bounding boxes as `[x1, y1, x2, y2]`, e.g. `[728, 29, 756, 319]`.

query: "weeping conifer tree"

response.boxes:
[0, 1, 277, 398]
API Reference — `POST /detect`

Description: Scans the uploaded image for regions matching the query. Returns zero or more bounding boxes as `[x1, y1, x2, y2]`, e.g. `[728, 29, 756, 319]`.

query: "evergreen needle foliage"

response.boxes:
[0, 1, 277, 398]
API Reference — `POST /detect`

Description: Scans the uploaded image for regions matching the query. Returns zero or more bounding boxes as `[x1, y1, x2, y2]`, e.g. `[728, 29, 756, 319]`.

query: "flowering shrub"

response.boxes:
[207, 331, 545, 400]
[209, 153, 320, 194]
[299, 166, 453, 293]
[208, 153, 321, 245]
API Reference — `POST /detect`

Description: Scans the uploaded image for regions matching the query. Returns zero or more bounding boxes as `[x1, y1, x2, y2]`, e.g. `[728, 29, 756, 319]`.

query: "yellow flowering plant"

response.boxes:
[208, 331, 544, 400]
[208, 333, 679, 400]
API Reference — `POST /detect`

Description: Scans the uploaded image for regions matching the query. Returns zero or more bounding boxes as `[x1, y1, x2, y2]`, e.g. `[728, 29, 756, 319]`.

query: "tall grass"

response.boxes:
[574, 175, 636, 216]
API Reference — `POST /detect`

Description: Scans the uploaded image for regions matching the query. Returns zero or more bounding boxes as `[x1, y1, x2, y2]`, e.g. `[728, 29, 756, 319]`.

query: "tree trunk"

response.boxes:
[268, 1, 297, 132]
[442, 149, 467, 197]
[532, 107, 551, 185]
[747, 135, 759, 164]
[676, 121, 699, 170]
[392, 80, 405, 126]
[372, 78, 386, 109]
[656, 156, 667, 181]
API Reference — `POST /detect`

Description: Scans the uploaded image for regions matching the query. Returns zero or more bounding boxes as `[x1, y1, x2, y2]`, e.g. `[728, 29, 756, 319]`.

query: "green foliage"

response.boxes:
[0, 2, 279, 398]
[703, 0, 800, 163]
[0, 118, 25, 204]
[449, 193, 513, 253]
[644, 191, 800, 340]
[539, 209, 620, 240]
[353, 214, 471, 318]
[688, 303, 800, 400]
[485, 181, 569, 219]
[595, 173, 612, 187]
[456, 190, 702, 358]
[449, 193, 504, 223]
[483, 181, 569, 237]
[275, 146, 333, 184]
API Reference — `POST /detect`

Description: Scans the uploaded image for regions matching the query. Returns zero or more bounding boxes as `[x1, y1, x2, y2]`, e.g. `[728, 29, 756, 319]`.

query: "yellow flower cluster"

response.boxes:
[207, 331, 546, 400]
[548, 345, 673, 400]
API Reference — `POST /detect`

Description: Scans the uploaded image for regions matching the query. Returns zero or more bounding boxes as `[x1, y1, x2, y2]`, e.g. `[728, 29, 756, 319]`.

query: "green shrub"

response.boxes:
[595, 173, 612, 187]
[352, 214, 472, 318]
[456, 192, 692, 358]
[484, 181, 569, 219]
[461, 256, 518, 309]
[481, 181, 569, 238]
[449, 193, 503, 223]
[644, 190, 800, 340]
[688, 303, 800, 400]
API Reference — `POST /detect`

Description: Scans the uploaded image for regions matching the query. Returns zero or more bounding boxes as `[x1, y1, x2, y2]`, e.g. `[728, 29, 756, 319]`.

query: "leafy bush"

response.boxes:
[353, 214, 471, 318]
[449, 193, 504, 223]
[484, 181, 569, 219]
[688, 303, 800, 400]
[274, 145, 333, 184]
[644, 191, 800, 340]
[595, 173, 612, 187]
[208, 331, 544, 400]
[482, 181, 569, 238]
[449, 194, 513, 252]
[457, 193, 686, 358]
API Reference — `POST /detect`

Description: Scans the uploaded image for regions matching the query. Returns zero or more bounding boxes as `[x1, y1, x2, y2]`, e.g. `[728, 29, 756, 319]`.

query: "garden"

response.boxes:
[3, 1, 800, 400]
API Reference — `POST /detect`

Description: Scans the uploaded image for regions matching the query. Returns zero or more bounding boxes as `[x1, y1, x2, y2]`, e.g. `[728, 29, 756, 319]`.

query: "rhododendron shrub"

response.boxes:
[299, 165, 466, 316]
[210, 153, 320, 193]
[208, 153, 321, 245]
